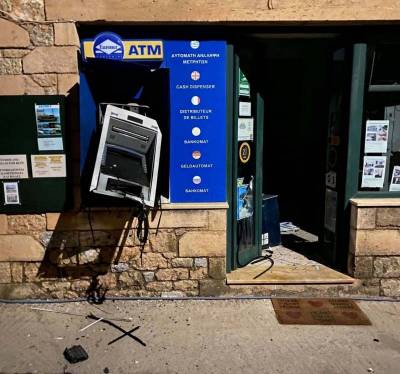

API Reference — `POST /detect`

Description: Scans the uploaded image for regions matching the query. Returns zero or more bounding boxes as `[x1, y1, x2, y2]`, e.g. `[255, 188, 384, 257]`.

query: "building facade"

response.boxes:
[0, 0, 400, 299]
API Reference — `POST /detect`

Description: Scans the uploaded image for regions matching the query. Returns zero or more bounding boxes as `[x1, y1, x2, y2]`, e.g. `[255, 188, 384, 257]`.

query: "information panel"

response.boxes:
[165, 40, 227, 203]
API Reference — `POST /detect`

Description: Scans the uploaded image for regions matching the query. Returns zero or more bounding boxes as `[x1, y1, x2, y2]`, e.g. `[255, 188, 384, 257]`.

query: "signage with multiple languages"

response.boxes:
[165, 41, 227, 203]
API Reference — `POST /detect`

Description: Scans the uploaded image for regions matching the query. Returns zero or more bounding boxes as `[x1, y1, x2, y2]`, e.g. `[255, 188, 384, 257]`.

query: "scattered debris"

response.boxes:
[31, 306, 132, 322]
[79, 317, 104, 332]
[87, 313, 146, 347]
[63, 345, 89, 364]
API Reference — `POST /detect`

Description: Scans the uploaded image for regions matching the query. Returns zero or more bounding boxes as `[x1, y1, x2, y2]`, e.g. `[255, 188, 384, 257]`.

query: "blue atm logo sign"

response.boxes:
[82, 32, 164, 61]
[93, 33, 124, 60]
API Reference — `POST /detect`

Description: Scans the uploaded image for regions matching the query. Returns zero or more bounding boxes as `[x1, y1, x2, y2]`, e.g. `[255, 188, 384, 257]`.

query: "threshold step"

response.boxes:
[226, 263, 355, 285]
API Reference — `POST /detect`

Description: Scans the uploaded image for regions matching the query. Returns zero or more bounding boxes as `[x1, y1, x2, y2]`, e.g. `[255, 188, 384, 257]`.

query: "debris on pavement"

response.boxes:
[63, 345, 89, 364]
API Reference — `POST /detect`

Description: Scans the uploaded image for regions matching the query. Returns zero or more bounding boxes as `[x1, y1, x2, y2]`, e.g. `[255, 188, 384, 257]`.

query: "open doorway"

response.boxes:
[228, 35, 354, 284]
[261, 40, 329, 269]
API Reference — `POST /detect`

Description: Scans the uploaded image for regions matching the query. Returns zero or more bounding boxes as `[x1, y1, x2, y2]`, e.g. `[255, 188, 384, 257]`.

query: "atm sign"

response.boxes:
[82, 39, 163, 61]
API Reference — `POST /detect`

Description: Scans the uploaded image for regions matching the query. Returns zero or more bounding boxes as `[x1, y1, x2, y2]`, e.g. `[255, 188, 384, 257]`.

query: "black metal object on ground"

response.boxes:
[63, 345, 89, 364]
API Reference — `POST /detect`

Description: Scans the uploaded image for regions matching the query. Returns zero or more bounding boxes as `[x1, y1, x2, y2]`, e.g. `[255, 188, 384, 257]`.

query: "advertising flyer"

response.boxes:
[364, 120, 389, 153]
[389, 166, 400, 191]
[0, 155, 28, 179]
[35, 104, 63, 151]
[237, 179, 253, 220]
[361, 156, 387, 188]
[3, 182, 20, 205]
[31, 154, 66, 178]
[238, 118, 254, 141]
[239, 68, 250, 97]
[239, 101, 251, 117]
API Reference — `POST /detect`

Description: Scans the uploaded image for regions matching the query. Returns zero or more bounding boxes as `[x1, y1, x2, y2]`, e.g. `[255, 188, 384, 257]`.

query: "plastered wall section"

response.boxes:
[349, 203, 400, 298]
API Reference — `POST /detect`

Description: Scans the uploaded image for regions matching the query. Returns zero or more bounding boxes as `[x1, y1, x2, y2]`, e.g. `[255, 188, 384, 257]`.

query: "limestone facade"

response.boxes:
[349, 201, 400, 298]
[1, 0, 400, 299]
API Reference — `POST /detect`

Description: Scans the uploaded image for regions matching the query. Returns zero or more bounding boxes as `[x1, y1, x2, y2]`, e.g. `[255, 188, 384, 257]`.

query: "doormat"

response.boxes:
[272, 298, 371, 325]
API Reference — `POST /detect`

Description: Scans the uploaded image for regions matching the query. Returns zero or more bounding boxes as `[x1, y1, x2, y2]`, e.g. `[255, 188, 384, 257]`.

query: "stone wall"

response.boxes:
[349, 201, 400, 298]
[0, 209, 227, 299]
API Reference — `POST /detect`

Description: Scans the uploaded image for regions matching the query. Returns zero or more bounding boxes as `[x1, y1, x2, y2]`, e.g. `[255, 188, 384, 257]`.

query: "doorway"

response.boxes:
[228, 36, 354, 284]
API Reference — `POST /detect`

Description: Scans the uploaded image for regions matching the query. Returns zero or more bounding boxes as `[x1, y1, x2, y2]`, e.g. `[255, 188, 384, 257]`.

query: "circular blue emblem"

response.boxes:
[93, 32, 124, 60]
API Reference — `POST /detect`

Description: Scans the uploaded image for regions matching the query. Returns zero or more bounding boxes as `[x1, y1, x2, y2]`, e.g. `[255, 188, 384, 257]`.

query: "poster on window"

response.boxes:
[361, 156, 387, 188]
[389, 166, 400, 191]
[35, 104, 63, 151]
[364, 120, 389, 154]
[237, 178, 253, 220]
[3, 181, 20, 205]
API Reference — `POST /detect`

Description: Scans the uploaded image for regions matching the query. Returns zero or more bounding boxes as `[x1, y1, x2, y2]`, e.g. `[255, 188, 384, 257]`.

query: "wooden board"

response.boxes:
[226, 263, 355, 285]
[272, 298, 371, 325]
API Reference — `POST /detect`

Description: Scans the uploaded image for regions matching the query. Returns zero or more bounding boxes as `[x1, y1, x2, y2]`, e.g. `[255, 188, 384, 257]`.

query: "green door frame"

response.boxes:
[226, 47, 264, 272]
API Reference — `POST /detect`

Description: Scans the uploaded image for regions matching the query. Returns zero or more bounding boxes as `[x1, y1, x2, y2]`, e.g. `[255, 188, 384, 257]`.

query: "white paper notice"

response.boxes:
[361, 156, 387, 188]
[3, 182, 20, 205]
[364, 120, 389, 153]
[31, 154, 66, 178]
[389, 166, 400, 191]
[0, 155, 28, 179]
[37, 137, 64, 151]
[239, 101, 251, 117]
[238, 118, 254, 141]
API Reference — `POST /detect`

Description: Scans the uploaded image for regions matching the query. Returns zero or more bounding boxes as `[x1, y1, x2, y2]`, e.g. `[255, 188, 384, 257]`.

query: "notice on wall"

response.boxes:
[31, 154, 66, 178]
[237, 179, 253, 220]
[3, 182, 20, 205]
[239, 68, 250, 97]
[35, 104, 63, 151]
[166, 40, 227, 203]
[364, 120, 389, 154]
[0, 155, 28, 179]
[238, 118, 254, 141]
[361, 156, 387, 188]
[239, 101, 251, 117]
[389, 166, 400, 191]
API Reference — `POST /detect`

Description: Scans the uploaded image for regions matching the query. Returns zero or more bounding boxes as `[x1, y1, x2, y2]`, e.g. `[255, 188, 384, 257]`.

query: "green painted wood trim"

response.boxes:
[255, 93, 264, 254]
[231, 53, 240, 269]
[226, 44, 234, 273]
[345, 43, 367, 207]
[353, 191, 400, 198]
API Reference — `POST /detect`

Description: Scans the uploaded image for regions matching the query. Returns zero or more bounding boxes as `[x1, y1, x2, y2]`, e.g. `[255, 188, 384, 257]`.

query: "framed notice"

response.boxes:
[0, 155, 28, 179]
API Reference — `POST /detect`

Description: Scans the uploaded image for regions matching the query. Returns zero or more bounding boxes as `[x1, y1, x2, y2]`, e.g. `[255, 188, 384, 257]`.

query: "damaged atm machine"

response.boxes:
[80, 33, 166, 211]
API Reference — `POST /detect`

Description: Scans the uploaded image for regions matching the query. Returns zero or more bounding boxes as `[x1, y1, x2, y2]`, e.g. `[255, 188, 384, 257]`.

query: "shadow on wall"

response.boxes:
[35, 80, 165, 300]
[37, 207, 160, 300]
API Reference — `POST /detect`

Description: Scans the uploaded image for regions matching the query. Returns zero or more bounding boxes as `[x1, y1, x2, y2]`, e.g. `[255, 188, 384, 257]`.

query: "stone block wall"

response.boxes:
[349, 202, 400, 298]
[0, 209, 227, 299]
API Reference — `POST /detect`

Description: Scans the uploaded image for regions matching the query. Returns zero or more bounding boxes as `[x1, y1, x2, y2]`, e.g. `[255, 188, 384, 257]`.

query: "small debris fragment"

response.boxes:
[367, 368, 374, 373]
[103, 368, 110, 373]
[63, 345, 89, 364]
[373, 338, 380, 342]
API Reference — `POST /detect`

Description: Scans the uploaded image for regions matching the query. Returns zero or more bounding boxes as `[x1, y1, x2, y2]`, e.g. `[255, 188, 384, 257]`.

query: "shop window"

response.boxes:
[358, 43, 400, 194]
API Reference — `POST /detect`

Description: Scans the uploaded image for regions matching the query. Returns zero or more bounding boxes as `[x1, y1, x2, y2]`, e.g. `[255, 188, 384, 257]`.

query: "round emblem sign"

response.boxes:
[93, 32, 124, 60]
[239, 142, 251, 164]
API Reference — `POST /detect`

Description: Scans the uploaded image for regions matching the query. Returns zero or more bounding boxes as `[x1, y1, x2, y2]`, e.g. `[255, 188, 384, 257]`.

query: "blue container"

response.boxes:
[261, 194, 281, 247]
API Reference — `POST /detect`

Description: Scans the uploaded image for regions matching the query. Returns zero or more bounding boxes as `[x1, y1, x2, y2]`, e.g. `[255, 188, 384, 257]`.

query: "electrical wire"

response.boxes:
[0, 295, 399, 304]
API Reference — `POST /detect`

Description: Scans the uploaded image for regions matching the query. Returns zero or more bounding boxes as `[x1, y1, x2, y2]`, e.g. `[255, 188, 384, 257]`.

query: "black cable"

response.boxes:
[87, 207, 96, 245]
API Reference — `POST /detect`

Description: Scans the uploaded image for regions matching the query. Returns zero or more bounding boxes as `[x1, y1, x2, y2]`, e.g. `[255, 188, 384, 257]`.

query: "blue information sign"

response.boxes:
[165, 40, 227, 203]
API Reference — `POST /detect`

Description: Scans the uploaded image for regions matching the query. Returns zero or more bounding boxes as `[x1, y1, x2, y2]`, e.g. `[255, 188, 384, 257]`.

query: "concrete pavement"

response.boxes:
[0, 298, 399, 374]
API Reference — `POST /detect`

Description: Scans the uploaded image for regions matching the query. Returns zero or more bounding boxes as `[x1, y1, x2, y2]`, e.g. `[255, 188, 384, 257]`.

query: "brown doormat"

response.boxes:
[272, 298, 371, 325]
